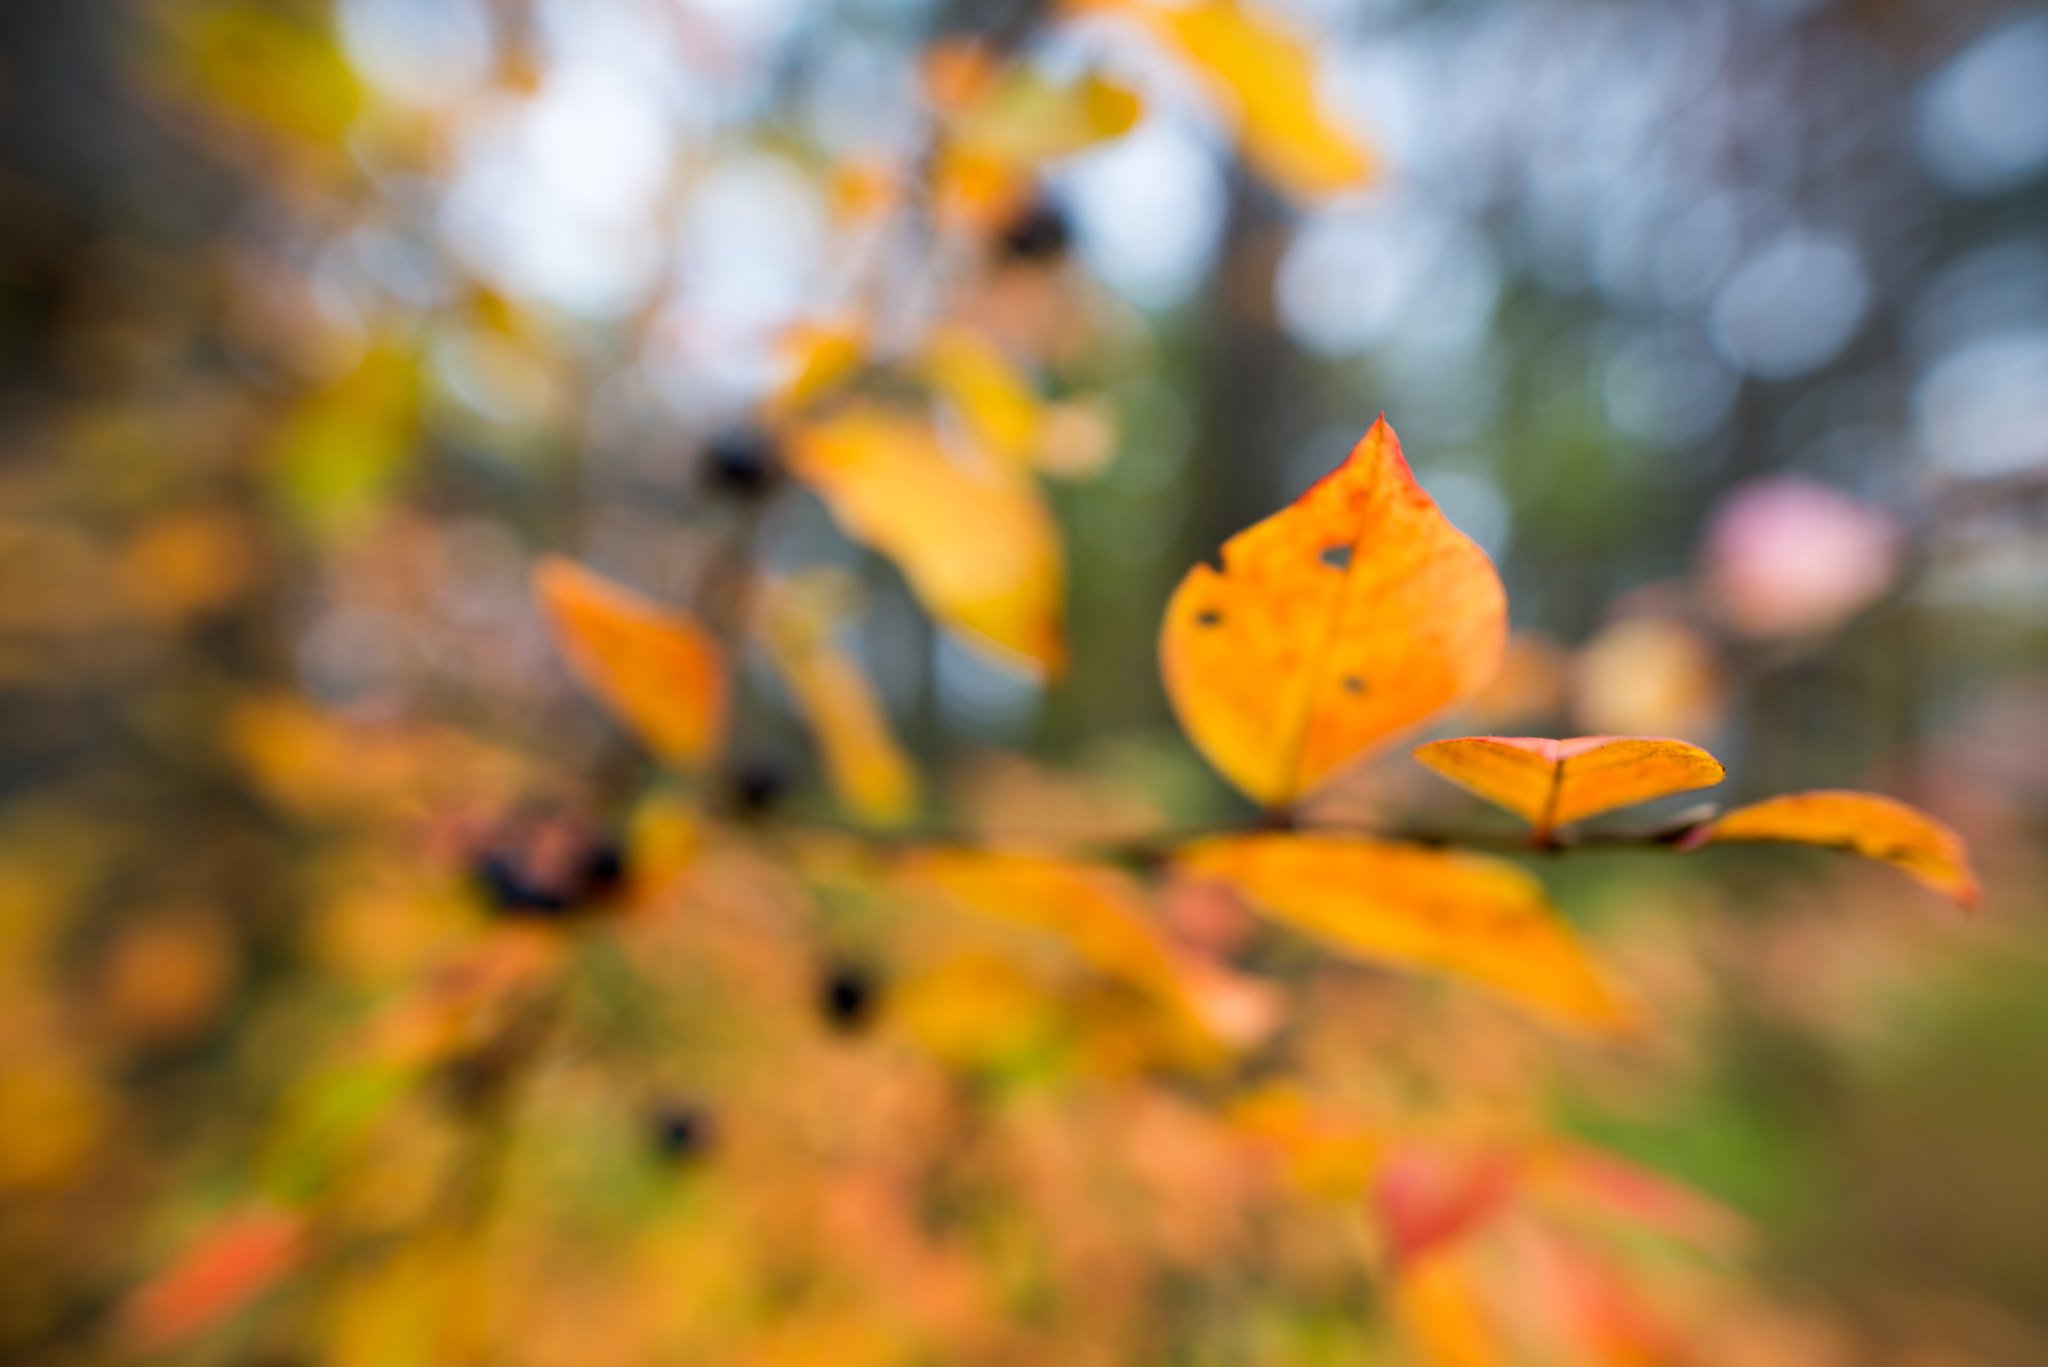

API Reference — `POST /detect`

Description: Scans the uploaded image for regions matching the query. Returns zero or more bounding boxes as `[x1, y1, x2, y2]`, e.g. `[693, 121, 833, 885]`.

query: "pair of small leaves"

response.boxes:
[533, 556, 918, 828]
[1413, 735, 1980, 907]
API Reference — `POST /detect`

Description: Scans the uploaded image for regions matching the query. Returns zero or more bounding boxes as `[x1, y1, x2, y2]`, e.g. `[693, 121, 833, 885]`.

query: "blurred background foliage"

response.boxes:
[2, 0, 2047, 1363]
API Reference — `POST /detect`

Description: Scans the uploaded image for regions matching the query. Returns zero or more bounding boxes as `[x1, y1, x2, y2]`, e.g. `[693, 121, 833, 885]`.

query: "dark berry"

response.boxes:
[998, 200, 1071, 263]
[819, 963, 881, 1034]
[650, 1104, 713, 1162]
[703, 427, 781, 499]
[476, 853, 570, 916]
[727, 759, 790, 816]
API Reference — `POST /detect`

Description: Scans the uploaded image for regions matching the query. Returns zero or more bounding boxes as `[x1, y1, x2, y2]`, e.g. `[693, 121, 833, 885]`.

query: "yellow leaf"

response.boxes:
[1160, 418, 1506, 806]
[787, 404, 1066, 675]
[770, 321, 866, 416]
[160, 2, 363, 147]
[1103, 0, 1372, 199]
[270, 346, 419, 537]
[1412, 736, 1725, 838]
[1684, 790, 1980, 909]
[757, 575, 921, 827]
[919, 325, 1042, 474]
[948, 66, 1144, 167]
[1174, 834, 1635, 1034]
[531, 557, 727, 767]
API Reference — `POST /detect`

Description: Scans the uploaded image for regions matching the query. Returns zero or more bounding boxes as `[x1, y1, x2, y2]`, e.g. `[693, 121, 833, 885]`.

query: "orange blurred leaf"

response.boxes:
[787, 404, 1065, 676]
[1173, 834, 1635, 1034]
[1412, 736, 1725, 839]
[532, 557, 727, 768]
[1376, 1145, 1519, 1266]
[757, 575, 921, 827]
[1393, 1252, 1504, 1367]
[1683, 790, 1980, 909]
[1098, 0, 1372, 199]
[1160, 418, 1506, 806]
[897, 849, 1217, 1044]
[125, 1207, 305, 1347]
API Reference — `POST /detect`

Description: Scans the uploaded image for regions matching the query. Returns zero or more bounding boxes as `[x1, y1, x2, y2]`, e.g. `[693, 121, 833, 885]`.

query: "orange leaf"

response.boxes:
[1683, 790, 1980, 908]
[532, 556, 726, 767]
[897, 849, 1216, 1041]
[787, 404, 1065, 676]
[1173, 834, 1635, 1034]
[125, 1207, 305, 1347]
[757, 575, 921, 827]
[1412, 736, 1725, 838]
[1377, 1145, 1519, 1266]
[1393, 1253, 1504, 1367]
[1160, 418, 1506, 806]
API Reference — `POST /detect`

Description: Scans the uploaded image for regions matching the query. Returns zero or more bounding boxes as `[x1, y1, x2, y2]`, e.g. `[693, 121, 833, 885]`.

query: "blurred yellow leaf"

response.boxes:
[787, 405, 1066, 675]
[117, 508, 260, 624]
[1412, 736, 1725, 839]
[919, 325, 1043, 474]
[1097, 0, 1372, 199]
[159, 3, 363, 147]
[1174, 834, 1636, 1034]
[270, 346, 419, 538]
[1684, 790, 1981, 909]
[532, 556, 728, 768]
[948, 66, 1143, 167]
[757, 575, 921, 827]
[1160, 418, 1506, 807]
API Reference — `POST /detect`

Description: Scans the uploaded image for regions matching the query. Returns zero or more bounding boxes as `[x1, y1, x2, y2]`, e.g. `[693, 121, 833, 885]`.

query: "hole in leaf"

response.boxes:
[1342, 675, 1366, 694]
[1318, 544, 1353, 571]
[1194, 609, 1223, 628]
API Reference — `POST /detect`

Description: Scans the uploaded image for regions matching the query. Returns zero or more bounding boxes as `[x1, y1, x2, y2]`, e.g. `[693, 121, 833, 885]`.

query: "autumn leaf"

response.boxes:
[1413, 736, 1725, 839]
[919, 325, 1043, 474]
[1376, 1144, 1519, 1266]
[1681, 790, 1980, 909]
[125, 1207, 305, 1347]
[532, 557, 727, 768]
[1393, 1252, 1502, 1367]
[1160, 418, 1506, 807]
[757, 574, 921, 827]
[787, 404, 1066, 676]
[896, 849, 1219, 1046]
[1090, 0, 1372, 199]
[1174, 834, 1634, 1034]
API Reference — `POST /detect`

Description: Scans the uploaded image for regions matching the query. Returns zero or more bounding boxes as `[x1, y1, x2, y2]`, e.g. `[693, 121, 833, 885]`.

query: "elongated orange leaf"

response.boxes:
[787, 404, 1065, 676]
[1413, 736, 1725, 838]
[1683, 790, 1980, 908]
[125, 1207, 305, 1347]
[1174, 834, 1634, 1033]
[532, 556, 726, 767]
[1160, 419, 1506, 807]
[897, 849, 1216, 1041]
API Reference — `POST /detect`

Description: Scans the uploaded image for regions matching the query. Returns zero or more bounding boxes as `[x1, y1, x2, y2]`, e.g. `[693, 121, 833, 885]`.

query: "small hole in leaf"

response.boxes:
[1318, 545, 1353, 571]
[1194, 609, 1223, 628]
[1342, 675, 1365, 694]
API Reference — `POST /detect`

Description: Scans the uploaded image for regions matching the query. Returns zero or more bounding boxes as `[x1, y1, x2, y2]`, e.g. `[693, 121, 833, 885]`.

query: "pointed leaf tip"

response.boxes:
[1414, 735, 1725, 836]
[1686, 789, 1980, 909]
[1161, 419, 1507, 807]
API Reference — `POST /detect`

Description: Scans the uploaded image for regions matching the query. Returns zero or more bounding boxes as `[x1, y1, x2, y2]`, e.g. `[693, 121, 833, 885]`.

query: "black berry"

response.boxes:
[703, 427, 781, 499]
[998, 200, 1071, 263]
[819, 963, 881, 1034]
